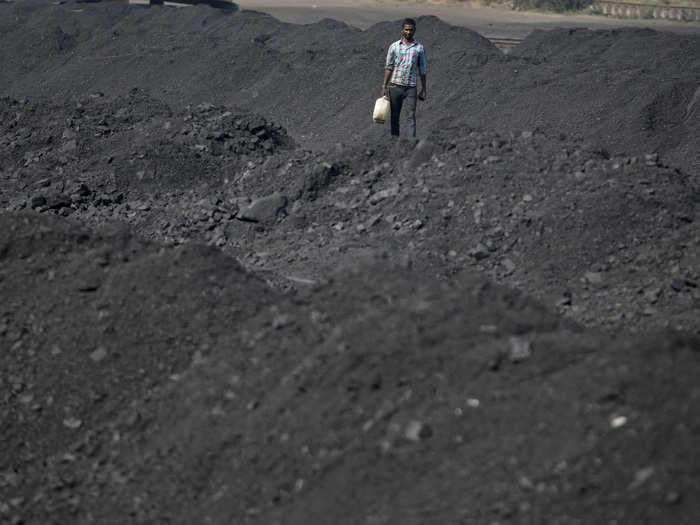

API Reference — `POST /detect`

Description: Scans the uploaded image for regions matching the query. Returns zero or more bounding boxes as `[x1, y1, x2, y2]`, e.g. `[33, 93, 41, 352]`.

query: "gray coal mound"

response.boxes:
[3, 212, 699, 525]
[0, 91, 292, 193]
[2, 0, 698, 172]
[0, 211, 276, 469]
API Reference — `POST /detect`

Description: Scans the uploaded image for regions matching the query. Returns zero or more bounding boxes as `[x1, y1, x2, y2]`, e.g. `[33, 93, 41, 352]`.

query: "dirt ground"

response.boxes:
[1, 0, 699, 524]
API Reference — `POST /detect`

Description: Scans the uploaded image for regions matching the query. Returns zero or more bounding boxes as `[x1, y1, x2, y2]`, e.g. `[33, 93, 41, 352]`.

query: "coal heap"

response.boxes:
[1, 1, 699, 524]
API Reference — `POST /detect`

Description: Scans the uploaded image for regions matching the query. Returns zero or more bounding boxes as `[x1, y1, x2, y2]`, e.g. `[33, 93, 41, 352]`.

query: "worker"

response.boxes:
[381, 18, 427, 137]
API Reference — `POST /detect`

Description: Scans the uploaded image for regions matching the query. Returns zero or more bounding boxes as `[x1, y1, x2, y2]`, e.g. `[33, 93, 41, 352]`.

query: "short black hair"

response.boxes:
[402, 18, 416, 27]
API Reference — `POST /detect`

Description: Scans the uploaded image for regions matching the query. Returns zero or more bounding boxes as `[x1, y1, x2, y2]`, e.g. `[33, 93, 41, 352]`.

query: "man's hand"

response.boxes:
[418, 87, 426, 101]
[382, 84, 389, 98]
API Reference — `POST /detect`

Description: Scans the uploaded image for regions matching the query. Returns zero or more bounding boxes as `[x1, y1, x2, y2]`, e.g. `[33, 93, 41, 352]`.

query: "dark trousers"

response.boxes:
[388, 83, 417, 137]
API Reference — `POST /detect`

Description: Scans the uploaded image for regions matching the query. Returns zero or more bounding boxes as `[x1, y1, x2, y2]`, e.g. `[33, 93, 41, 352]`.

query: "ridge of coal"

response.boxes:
[3, 93, 698, 333]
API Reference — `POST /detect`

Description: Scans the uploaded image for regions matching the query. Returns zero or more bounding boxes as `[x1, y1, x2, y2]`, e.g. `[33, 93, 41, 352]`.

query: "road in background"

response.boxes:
[235, 0, 700, 38]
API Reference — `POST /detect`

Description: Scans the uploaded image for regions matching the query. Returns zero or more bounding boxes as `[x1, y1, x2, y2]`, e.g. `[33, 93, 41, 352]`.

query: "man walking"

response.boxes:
[381, 18, 427, 137]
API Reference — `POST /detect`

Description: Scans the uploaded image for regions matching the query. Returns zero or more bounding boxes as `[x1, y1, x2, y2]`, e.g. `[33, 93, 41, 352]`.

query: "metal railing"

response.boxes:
[592, 1, 700, 21]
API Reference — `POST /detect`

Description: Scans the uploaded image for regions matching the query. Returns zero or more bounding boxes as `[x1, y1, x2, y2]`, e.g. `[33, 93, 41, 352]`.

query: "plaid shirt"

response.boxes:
[385, 39, 426, 87]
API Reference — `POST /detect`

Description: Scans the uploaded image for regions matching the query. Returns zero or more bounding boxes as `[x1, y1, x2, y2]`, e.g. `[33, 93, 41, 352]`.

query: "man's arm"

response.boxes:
[381, 68, 392, 97]
[382, 44, 395, 97]
[419, 73, 427, 100]
[418, 47, 427, 100]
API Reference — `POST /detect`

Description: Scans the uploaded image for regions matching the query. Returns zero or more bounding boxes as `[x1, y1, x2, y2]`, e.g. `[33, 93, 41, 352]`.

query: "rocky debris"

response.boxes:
[89, 346, 108, 363]
[469, 243, 491, 261]
[29, 196, 46, 209]
[293, 162, 342, 201]
[61, 417, 82, 430]
[671, 278, 698, 292]
[47, 194, 72, 210]
[237, 193, 288, 223]
[508, 336, 532, 362]
[501, 258, 516, 275]
[404, 420, 433, 442]
[583, 271, 604, 285]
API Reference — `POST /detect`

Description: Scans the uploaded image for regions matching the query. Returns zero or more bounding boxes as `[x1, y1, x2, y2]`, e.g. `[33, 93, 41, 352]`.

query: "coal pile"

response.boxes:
[1, 1, 699, 524]
[1, 91, 291, 193]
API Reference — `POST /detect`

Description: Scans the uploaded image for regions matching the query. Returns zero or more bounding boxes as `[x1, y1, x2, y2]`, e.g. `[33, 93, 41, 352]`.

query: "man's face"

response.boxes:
[402, 24, 415, 41]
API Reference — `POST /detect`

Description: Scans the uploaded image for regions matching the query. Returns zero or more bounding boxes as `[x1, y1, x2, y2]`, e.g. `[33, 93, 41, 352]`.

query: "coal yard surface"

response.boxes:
[1, 0, 699, 523]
